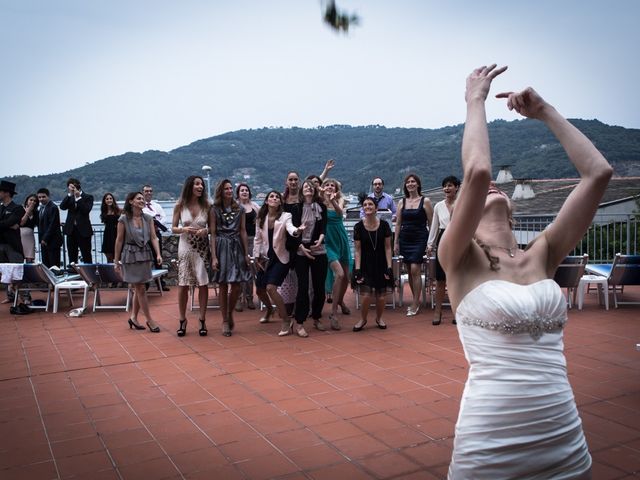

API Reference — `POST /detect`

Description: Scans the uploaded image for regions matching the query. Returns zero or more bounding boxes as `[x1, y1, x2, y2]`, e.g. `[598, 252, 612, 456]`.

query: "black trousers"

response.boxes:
[41, 243, 61, 268]
[66, 229, 92, 264]
[294, 253, 328, 324]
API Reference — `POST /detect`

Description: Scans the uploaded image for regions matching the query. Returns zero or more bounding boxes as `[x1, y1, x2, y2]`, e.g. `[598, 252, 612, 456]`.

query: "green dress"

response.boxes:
[324, 209, 352, 292]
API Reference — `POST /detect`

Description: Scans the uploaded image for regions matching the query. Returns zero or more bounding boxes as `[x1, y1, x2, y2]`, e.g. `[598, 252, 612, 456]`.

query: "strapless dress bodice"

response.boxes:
[448, 279, 591, 479]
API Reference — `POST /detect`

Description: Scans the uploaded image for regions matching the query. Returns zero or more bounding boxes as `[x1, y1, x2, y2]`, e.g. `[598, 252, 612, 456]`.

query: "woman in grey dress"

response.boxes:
[210, 179, 252, 337]
[114, 191, 162, 332]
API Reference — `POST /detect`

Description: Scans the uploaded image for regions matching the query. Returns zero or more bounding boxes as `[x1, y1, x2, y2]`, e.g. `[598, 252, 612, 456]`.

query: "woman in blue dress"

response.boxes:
[394, 173, 433, 316]
[322, 178, 352, 330]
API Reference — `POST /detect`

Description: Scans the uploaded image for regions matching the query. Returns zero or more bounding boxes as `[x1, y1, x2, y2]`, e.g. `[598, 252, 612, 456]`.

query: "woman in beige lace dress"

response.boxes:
[172, 175, 214, 337]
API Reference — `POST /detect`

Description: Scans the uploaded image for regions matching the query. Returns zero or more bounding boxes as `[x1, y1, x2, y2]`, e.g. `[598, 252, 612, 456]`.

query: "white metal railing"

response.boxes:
[35, 213, 639, 267]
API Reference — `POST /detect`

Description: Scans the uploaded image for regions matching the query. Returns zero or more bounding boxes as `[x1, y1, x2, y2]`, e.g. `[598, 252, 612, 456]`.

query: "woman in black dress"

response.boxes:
[353, 197, 393, 331]
[101, 193, 121, 263]
[394, 174, 433, 316]
[236, 183, 259, 311]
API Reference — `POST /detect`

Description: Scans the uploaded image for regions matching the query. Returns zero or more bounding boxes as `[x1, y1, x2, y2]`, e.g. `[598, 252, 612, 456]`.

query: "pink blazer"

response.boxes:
[253, 212, 298, 265]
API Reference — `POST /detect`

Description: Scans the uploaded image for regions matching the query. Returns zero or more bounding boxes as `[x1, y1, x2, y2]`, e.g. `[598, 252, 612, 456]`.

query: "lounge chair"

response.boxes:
[586, 254, 640, 308]
[553, 254, 589, 309]
[13, 263, 88, 313]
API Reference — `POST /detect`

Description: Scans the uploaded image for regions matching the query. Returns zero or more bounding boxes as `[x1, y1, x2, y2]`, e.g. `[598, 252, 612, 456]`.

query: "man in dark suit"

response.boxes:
[59, 178, 94, 263]
[36, 188, 63, 267]
[0, 180, 25, 264]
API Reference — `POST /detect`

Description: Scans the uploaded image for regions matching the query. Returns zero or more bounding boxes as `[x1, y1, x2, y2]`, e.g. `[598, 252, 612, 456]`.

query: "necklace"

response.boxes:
[364, 220, 379, 250]
[474, 237, 519, 258]
[484, 243, 518, 257]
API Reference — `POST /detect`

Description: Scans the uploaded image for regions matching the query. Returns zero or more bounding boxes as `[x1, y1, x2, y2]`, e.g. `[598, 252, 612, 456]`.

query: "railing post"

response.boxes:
[626, 215, 631, 255]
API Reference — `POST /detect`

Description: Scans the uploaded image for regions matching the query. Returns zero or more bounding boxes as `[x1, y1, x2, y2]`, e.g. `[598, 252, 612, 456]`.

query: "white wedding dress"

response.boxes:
[448, 279, 591, 479]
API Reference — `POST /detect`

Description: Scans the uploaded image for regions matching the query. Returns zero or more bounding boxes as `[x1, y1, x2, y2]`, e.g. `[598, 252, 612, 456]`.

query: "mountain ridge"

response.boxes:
[6, 120, 640, 202]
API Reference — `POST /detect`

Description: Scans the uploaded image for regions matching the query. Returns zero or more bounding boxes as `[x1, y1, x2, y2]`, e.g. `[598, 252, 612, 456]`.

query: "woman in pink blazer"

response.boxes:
[253, 191, 302, 335]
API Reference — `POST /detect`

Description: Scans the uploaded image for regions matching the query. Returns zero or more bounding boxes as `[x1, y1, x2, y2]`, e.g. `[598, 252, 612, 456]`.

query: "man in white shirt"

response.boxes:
[142, 184, 169, 290]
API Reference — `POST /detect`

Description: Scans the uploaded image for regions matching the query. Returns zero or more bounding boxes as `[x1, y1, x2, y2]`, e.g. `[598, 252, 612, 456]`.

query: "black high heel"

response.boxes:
[128, 318, 146, 330]
[177, 319, 187, 337]
[146, 321, 160, 333]
[222, 322, 232, 337]
[199, 319, 208, 336]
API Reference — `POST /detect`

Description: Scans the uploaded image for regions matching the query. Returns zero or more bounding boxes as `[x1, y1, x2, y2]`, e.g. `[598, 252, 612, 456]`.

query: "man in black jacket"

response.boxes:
[0, 180, 25, 264]
[37, 188, 63, 267]
[59, 178, 94, 263]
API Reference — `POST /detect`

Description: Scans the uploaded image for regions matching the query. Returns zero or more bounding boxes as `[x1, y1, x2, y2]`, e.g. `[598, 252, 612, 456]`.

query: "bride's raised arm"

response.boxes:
[495, 87, 613, 274]
[439, 64, 507, 275]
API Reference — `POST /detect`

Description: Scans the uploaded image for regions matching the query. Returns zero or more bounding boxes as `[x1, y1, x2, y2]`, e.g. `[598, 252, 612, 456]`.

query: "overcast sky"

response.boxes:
[1, 0, 638, 177]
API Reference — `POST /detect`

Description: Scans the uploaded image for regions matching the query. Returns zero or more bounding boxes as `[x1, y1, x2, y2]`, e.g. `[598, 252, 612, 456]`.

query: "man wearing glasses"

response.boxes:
[360, 177, 397, 222]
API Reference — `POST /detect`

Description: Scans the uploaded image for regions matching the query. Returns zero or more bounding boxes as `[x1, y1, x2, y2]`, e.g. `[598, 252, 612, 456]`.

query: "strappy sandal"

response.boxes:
[199, 319, 208, 336]
[177, 319, 187, 337]
[146, 321, 160, 333]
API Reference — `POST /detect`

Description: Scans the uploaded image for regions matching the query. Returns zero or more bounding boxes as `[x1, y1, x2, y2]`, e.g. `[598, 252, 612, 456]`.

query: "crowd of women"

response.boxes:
[111, 158, 463, 338]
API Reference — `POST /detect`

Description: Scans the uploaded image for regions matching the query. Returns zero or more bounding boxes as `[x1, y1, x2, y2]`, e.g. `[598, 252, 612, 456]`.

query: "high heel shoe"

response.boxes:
[339, 302, 351, 315]
[146, 321, 160, 333]
[198, 319, 208, 336]
[313, 319, 326, 331]
[278, 319, 294, 336]
[406, 306, 420, 317]
[353, 319, 367, 332]
[432, 311, 442, 326]
[375, 318, 387, 330]
[329, 314, 341, 331]
[259, 307, 274, 324]
[222, 322, 232, 337]
[128, 318, 146, 330]
[177, 319, 187, 337]
[296, 325, 309, 337]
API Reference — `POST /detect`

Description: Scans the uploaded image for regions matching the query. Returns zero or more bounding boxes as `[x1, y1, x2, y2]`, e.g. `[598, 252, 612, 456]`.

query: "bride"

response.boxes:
[439, 64, 612, 479]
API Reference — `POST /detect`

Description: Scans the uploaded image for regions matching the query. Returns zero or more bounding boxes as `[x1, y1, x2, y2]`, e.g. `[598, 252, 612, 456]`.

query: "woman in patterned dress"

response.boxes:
[210, 179, 252, 337]
[171, 175, 213, 337]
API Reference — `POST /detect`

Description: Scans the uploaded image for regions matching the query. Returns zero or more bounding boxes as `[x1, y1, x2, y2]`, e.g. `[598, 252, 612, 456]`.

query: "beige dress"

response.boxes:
[177, 207, 210, 286]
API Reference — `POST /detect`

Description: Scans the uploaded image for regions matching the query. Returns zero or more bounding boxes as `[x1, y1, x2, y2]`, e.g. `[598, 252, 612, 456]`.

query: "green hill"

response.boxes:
[7, 120, 640, 203]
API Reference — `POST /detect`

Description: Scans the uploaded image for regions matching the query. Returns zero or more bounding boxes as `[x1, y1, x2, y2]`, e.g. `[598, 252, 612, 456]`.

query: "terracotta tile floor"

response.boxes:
[1, 285, 639, 479]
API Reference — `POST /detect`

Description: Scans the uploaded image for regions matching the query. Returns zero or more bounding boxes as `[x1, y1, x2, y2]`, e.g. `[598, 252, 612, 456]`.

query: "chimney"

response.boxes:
[495, 165, 513, 184]
[511, 179, 535, 200]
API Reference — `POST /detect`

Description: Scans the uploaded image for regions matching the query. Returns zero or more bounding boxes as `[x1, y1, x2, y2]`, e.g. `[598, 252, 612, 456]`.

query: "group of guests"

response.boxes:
[115, 157, 461, 339]
[1, 165, 460, 332]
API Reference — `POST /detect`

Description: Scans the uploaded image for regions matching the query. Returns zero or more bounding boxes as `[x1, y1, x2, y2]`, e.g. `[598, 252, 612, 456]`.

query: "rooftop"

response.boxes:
[1, 287, 639, 479]
[425, 176, 640, 216]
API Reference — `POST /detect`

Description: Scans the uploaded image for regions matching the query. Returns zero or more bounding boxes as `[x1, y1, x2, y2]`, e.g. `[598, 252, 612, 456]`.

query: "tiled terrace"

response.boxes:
[1, 286, 639, 480]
